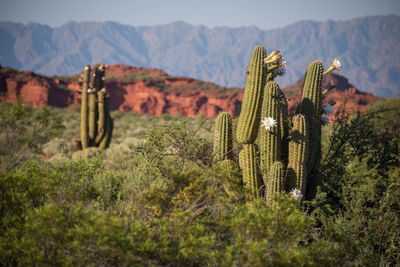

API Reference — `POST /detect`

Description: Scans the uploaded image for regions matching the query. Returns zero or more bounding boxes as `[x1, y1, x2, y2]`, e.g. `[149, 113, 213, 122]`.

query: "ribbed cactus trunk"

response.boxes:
[279, 90, 289, 168]
[79, 63, 112, 150]
[259, 81, 282, 178]
[299, 61, 323, 175]
[213, 112, 233, 161]
[287, 114, 308, 194]
[94, 90, 106, 145]
[99, 95, 113, 150]
[80, 64, 90, 149]
[265, 161, 284, 207]
[236, 46, 266, 144]
[298, 61, 323, 200]
[88, 66, 101, 145]
[239, 144, 262, 200]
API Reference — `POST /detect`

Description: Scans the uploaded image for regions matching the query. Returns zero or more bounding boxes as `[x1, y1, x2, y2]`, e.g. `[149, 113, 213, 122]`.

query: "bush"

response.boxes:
[0, 100, 63, 173]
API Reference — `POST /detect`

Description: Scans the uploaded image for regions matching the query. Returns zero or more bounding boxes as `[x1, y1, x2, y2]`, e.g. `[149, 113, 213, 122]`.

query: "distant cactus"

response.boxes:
[213, 112, 233, 161]
[80, 64, 91, 149]
[77, 64, 112, 150]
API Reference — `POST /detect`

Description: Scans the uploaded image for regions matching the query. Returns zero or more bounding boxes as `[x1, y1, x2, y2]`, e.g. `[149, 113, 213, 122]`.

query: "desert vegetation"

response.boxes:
[0, 47, 399, 265]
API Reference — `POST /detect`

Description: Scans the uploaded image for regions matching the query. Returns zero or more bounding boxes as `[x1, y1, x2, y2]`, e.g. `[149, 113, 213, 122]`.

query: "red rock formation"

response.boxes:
[0, 65, 381, 119]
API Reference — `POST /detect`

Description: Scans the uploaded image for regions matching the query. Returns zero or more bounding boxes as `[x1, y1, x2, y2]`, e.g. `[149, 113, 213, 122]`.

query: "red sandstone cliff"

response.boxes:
[0, 64, 381, 118]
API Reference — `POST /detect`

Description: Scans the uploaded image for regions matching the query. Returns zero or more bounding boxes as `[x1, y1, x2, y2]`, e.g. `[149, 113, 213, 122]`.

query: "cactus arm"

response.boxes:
[287, 114, 308, 194]
[236, 46, 266, 144]
[213, 112, 233, 161]
[99, 94, 112, 150]
[299, 61, 323, 175]
[265, 161, 284, 206]
[88, 65, 101, 143]
[239, 144, 262, 200]
[94, 90, 106, 145]
[259, 81, 282, 177]
[80, 64, 90, 149]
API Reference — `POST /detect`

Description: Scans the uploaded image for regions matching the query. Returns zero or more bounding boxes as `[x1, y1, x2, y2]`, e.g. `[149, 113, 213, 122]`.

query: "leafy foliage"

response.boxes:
[0, 98, 399, 265]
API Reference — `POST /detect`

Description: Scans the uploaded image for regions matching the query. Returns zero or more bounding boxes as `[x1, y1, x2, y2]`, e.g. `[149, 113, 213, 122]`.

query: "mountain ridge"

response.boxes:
[0, 15, 399, 97]
[0, 64, 381, 119]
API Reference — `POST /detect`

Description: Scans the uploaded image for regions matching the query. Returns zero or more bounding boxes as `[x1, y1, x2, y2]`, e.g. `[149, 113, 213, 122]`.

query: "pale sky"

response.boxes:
[0, 0, 399, 29]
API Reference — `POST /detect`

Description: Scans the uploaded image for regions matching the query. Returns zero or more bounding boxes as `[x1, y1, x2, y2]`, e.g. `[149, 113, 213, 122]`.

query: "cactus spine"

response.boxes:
[287, 114, 308, 194]
[236, 46, 266, 144]
[80, 64, 91, 149]
[213, 112, 233, 161]
[239, 144, 262, 199]
[78, 64, 112, 150]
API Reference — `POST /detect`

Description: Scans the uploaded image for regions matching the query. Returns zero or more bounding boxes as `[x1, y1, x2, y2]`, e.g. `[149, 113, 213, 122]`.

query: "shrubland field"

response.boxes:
[1, 98, 399, 266]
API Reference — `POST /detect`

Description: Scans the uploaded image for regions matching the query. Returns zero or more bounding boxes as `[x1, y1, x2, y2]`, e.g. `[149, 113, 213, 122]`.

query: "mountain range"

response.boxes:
[0, 15, 399, 98]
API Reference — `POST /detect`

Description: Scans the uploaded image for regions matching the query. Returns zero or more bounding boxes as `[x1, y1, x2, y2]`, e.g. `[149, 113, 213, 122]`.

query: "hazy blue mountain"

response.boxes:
[0, 15, 399, 97]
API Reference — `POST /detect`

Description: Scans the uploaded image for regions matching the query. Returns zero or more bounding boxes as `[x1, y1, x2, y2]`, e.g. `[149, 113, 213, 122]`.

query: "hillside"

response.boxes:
[0, 64, 380, 118]
[0, 15, 399, 98]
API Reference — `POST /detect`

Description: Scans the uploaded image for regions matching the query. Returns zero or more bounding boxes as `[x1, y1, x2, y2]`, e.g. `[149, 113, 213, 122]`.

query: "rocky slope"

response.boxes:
[0, 64, 381, 118]
[0, 15, 399, 98]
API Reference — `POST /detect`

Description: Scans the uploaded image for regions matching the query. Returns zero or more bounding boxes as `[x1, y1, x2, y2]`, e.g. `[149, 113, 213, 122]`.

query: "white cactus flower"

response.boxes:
[323, 103, 334, 115]
[332, 58, 341, 71]
[84, 66, 89, 70]
[87, 88, 92, 93]
[101, 76, 105, 81]
[321, 114, 330, 125]
[290, 188, 303, 201]
[261, 117, 277, 131]
[324, 58, 342, 75]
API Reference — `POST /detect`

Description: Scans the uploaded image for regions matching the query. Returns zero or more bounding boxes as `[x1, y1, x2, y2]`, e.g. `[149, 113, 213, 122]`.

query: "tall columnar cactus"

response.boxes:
[213, 112, 233, 161]
[298, 61, 323, 200]
[80, 64, 91, 149]
[298, 61, 323, 175]
[239, 144, 262, 199]
[259, 81, 282, 177]
[78, 64, 112, 150]
[88, 66, 101, 143]
[287, 114, 308, 194]
[99, 93, 113, 150]
[265, 161, 284, 206]
[236, 46, 266, 144]
[213, 45, 339, 204]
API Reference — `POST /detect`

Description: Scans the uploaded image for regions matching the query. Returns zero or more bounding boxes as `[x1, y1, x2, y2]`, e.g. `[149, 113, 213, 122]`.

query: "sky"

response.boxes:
[0, 0, 400, 30]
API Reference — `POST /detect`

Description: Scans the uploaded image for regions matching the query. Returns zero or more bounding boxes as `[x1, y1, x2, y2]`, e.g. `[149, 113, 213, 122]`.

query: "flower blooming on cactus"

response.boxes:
[321, 114, 330, 125]
[265, 50, 280, 60]
[323, 103, 334, 115]
[87, 88, 92, 93]
[101, 88, 106, 93]
[261, 117, 277, 131]
[101, 76, 105, 81]
[332, 58, 341, 71]
[265, 54, 282, 64]
[290, 188, 303, 201]
[324, 58, 342, 75]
